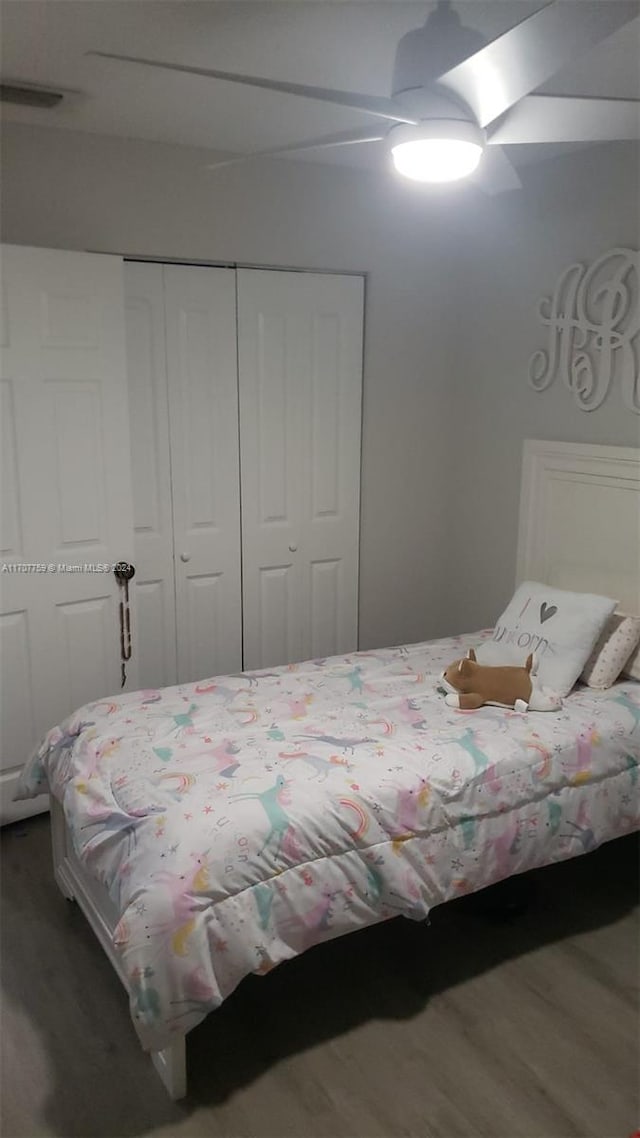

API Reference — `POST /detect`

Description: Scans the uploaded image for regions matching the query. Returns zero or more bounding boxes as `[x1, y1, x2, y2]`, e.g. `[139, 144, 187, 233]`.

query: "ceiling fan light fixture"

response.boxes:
[390, 120, 484, 182]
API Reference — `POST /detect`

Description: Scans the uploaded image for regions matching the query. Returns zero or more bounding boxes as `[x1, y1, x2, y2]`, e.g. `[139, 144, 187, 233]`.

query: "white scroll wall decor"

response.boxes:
[528, 247, 639, 413]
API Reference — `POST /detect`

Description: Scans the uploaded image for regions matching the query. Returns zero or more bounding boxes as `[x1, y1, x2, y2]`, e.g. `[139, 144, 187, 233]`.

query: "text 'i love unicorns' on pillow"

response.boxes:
[475, 581, 617, 697]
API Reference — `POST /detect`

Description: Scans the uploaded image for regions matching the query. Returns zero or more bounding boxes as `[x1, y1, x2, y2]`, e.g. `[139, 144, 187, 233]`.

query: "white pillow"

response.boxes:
[623, 639, 640, 683]
[580, 613, 640, 689]
[476, 581, 617, 697]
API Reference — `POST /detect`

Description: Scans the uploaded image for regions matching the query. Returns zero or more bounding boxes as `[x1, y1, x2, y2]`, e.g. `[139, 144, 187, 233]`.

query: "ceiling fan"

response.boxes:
[90, 0, 640, 194]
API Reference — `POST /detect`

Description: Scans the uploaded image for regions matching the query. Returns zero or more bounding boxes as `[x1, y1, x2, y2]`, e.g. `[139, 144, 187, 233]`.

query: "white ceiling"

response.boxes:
[2, 1, 639, 175]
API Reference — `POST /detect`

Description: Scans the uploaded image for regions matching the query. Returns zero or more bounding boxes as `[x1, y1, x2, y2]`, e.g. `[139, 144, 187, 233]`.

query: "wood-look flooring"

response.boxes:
[1, 815, 638, 1138]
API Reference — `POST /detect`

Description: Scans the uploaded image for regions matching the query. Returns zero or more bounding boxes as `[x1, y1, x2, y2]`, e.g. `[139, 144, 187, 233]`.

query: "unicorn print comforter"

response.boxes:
[16, 632, 640, 1052]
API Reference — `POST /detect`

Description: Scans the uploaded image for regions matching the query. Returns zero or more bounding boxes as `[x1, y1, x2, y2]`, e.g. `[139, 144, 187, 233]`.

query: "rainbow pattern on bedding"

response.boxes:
[16, 632, 640, 1052]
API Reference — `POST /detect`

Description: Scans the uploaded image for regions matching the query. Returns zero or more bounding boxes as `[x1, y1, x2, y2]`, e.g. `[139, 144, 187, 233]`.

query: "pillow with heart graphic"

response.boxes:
[475, 581, 617, 697]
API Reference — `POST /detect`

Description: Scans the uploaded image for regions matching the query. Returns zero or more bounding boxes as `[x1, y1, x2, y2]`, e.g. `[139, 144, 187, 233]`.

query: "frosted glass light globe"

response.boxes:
[391, 137, 482, 182]
[389, 120, 485, 183]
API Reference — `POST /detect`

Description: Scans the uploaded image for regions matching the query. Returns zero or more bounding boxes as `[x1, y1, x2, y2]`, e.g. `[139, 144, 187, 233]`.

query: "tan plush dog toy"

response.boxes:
[440, 649, 561, 712]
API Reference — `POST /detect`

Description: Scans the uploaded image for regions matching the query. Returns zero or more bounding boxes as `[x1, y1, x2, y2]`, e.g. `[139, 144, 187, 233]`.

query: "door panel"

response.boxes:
[56, 594, 114, 713]
[184, 573, 224, 681]
[311, 313, 342, 518]
[310, 558, 341, 659]
[163, 266, 242, 683]
[1, 380, 22, 555]
[50, 382, 106, 546]
[0, 610, 36, 776]
[124, 261, 177, 690]
[0, 245, 136, 823]
[238, 270, 363, 670]
[258, 561, 297, 667]
[134, 579, 172, 692]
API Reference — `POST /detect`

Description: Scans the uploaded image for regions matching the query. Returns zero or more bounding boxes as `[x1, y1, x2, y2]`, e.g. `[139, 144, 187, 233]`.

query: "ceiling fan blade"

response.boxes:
[470, 146, 522, 195]
[89, 51, 418, 125]
[488, 95, 640, 145]
[436, 1, 639, 129]
[205, 128, 386, 170]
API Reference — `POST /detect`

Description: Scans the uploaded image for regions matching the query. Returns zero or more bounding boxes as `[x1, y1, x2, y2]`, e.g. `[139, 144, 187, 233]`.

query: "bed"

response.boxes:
[15, 440, 640, 1100]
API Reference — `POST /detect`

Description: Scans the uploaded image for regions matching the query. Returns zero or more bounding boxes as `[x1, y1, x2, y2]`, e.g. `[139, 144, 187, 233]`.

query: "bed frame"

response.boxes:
[50, 439, 640, 1099]
[50, 796, 186, 1097]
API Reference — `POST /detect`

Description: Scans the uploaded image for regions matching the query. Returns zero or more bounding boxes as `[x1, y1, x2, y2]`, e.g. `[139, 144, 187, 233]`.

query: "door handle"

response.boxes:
[180, 552, 191, 563]
[288, 544, 298, 553]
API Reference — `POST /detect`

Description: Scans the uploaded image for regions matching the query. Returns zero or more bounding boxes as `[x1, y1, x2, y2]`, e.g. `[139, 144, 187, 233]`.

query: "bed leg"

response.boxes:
[151, 1039, 187, 1100]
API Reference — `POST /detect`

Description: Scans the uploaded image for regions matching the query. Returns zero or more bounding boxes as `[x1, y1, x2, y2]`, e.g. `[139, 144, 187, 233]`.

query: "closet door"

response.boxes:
[0, 245, 136, 823]
[238, 270, 363, 670]
[124, 261, 177, 690]
[164, 266, 242, 684]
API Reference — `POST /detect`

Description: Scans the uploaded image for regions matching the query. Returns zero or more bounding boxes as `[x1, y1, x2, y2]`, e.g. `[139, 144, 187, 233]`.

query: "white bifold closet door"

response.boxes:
[0, 245, 136, 823]
[125, 262, 363, 683]
[125, 262, 242, 688]
[237, 269, 363, 670]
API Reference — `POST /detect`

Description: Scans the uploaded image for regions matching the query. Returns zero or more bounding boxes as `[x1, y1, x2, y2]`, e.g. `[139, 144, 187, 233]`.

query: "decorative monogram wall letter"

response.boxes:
[528, 247, 639, 413]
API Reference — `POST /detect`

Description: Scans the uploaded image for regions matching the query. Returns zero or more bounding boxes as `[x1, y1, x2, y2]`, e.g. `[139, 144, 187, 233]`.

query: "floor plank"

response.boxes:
[1, 815, 638, 1138]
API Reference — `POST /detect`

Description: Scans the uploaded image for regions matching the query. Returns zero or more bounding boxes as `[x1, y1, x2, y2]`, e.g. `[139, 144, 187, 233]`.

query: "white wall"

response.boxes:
[446, 142, 640, 632]
[0, 122, 457, 649]
[2, 125, 638, 647]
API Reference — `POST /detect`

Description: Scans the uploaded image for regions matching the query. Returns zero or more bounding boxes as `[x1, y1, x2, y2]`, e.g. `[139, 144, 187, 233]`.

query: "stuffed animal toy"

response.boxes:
[439, 649, 562, 712]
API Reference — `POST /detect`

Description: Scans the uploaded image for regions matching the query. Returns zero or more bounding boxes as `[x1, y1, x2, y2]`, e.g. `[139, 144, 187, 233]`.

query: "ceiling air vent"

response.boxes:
[0, 82, 65, 108]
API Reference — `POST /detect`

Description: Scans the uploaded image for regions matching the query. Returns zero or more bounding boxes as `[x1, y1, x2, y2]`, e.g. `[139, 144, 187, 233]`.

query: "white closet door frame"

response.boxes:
[237, 269, 364, 670]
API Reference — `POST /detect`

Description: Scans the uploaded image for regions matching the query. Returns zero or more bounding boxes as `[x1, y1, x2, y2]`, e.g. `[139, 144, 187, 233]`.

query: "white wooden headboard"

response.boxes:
[516, 440, 640, 616]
